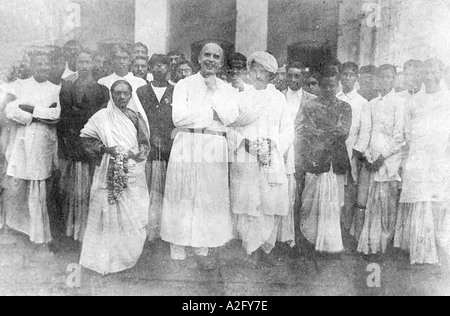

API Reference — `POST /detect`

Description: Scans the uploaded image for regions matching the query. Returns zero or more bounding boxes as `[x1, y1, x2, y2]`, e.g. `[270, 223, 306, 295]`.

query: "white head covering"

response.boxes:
[247, 51, 278, 74]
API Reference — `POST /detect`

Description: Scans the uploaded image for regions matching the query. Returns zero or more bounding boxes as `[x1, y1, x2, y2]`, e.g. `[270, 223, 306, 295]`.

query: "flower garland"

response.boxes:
[249, 138, 273, 172]
[107, 147, 129, 204]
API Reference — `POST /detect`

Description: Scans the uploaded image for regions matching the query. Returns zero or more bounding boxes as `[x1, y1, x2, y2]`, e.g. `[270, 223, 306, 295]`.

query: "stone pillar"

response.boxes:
[337, 0, 363, 63]
[235, 0, 268, 57]
[135, 0, 169, 54]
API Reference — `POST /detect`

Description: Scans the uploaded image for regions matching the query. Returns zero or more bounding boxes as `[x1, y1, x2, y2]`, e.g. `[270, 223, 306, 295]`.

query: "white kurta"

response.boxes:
[394, 88, 450, 265]
[160, 73, 238, 249]
[360, 91, 406, 182]
[228, 85, 294, 254]
[283, 88, 316, 175]
[98, 72, 149, 130]
[400, 89, 450, 203]
[4, 78, 61, 180]
[336, 89, 368, 181]
[3, 78, 60, 244]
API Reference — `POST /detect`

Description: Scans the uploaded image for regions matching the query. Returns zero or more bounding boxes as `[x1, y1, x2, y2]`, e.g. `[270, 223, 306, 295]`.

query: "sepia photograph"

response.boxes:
[0, 0, 450, 298]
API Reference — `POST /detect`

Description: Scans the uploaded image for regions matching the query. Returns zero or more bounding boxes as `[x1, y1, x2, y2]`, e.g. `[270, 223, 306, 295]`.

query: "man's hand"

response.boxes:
[353, 149, 364, 162]
[232, 77, 245, 92]
[205, 75, 218, 93]
[371, 156, 385, 172]
[102, 146, 117, 157]
[19, 104, 34, 114]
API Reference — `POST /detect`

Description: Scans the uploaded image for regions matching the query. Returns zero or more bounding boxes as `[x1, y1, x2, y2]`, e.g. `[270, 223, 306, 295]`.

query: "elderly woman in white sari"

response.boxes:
[79, 80, 150, 275]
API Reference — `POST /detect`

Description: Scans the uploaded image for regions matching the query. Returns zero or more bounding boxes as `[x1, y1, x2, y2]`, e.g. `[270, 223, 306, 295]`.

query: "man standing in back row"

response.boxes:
[98, 45, 149, 131]
[3, 50, 61, 258]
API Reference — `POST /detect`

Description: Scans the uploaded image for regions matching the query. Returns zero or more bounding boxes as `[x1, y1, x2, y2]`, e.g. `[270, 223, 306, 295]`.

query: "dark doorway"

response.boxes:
[287, 41, 336, 72]
[191, 40, 235, 70]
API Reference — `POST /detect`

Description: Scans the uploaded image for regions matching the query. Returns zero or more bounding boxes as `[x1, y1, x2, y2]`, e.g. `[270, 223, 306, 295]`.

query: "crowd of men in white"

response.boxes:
[0, 39, 449, 275]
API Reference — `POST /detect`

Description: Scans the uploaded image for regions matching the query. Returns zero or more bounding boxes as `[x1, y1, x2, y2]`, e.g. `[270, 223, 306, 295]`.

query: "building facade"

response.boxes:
[1, 0, 450, 80]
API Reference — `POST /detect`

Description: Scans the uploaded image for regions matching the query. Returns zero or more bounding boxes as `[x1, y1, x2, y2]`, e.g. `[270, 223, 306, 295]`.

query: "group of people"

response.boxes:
[0, 39, 449, 276]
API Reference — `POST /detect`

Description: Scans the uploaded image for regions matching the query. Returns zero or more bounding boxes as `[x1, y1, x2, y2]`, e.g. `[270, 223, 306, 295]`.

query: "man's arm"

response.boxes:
[209, 79, 239, 126]
[5, 100, 33, 125]
[172, 79, 214, 128]
[276, 96, 295, 156]
[32, 98, 61, 121]
[380, 100, 406, 159]
[353, 102, 372, 153]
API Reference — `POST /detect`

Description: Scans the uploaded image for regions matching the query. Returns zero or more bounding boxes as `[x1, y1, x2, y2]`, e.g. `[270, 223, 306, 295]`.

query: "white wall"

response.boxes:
[235, 0, 268, 57]
[135, 0, 169, 54]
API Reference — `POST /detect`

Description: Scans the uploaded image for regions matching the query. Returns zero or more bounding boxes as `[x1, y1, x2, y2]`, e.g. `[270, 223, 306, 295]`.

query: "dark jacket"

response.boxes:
[58, 80, 110, 162]
[137, 83, 175, 162]
[295, 97, 352, 175]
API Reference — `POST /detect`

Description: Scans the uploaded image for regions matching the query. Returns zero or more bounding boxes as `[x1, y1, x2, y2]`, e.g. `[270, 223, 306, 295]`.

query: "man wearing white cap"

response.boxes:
[228, 51, 294, 266]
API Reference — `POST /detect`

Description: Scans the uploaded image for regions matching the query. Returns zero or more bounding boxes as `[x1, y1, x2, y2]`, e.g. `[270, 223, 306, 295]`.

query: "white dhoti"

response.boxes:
[357, 181, 399, 255]
[3, 177, 52, 244]
[161, 132, 234, 259]
[146, 160, 167, 241]
[60, 161, 92, 242]
[300, 168, 345, 253]
[395, 202, 450, 265]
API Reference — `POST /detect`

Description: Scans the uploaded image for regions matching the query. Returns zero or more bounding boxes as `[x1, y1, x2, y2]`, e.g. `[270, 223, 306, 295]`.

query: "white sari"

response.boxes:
[79, 101, 149, 275]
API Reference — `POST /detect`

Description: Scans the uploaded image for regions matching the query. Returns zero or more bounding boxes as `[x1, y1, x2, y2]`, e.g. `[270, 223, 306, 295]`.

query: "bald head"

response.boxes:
[198, 43, 224, 76]
[199, 43, 224, 61]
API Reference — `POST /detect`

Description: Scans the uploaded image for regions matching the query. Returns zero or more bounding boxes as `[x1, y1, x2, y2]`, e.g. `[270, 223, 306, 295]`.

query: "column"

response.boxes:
[135, 0, 169, 54]
[235, 0, 268, 57]
[337, 0, 363, 63]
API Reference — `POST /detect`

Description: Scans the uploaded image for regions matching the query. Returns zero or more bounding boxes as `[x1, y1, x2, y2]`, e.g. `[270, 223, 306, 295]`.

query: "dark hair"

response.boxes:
[111, 80, 133, 93]
[168, 50, 184, 58]
[113, 44, 131, 58]
[287, 61, 306, 72]
[229, 52, 247, 67]
[325, 59, 343, 73]
[175, 59, 195, 72]
[134, 42, 149, 55]
[133, 56, 149, 64]
[378, 64, 397, 75]
[63, 40, 81, 51]
[77, 47, 94, 59]
[404, 59, 423, 71]
[29, 48, 50, 62]
[93, 50, 107, 59]
[45, 45, 65, 63]
[360, 65, 378, 75]
[318, 67, 340, 86]
[341, 62, 359, 75]
[149, 54, 171, 67]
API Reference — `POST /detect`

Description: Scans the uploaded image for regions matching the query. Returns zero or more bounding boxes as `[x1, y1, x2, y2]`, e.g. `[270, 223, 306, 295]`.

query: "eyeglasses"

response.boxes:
[152, 64, 168, 70]
[177, 69, 192, 74]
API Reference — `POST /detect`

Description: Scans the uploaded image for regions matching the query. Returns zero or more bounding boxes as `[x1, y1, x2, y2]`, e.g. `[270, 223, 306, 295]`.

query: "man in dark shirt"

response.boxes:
[296, 67, 352, 254]
[137, 54, 175, 241]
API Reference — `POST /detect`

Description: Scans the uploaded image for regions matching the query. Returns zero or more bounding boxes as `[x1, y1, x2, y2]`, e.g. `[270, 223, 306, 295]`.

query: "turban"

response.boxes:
[247, 51, 278, 74]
